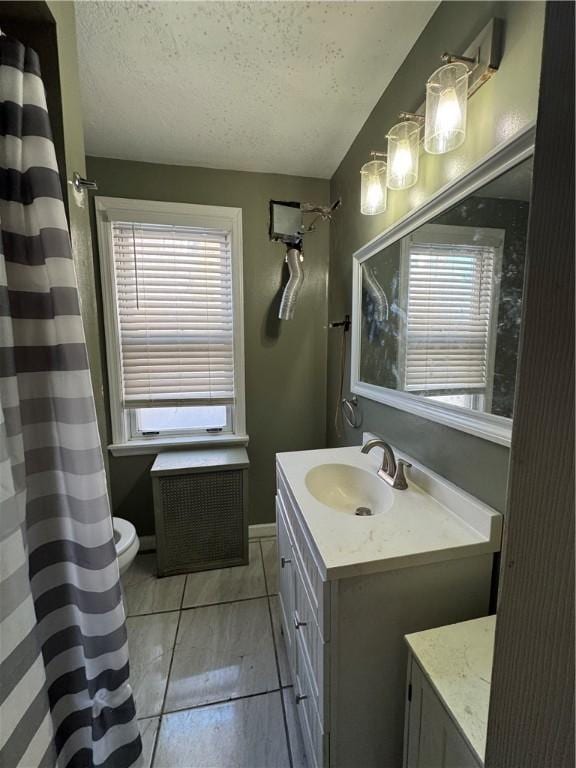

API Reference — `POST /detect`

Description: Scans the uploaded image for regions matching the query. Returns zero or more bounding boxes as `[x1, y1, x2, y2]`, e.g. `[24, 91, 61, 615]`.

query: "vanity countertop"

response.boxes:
[276, 444, 501, 580]
[405, 615, 496, 764]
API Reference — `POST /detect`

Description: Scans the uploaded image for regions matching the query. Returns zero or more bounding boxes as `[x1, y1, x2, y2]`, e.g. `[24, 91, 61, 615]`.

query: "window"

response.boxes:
[399, 224, 504, 412]
[96, 198, 245, 453]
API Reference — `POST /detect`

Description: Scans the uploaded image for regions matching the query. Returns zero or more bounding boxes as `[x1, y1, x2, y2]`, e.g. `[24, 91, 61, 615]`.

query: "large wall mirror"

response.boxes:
[351, 127, 535, 445]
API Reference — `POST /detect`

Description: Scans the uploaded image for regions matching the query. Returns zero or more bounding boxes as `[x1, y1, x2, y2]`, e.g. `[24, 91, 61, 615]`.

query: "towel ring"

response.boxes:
[341, 396, 362, 429]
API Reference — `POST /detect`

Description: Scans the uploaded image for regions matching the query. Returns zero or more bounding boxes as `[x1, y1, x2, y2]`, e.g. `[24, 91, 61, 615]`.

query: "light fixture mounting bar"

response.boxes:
[398, 111, 425, 123]
[395, 17, 504, 120]
[370, 150, 387, 159]
[450, 17, 503, 96]
[441, 53, 478, 67]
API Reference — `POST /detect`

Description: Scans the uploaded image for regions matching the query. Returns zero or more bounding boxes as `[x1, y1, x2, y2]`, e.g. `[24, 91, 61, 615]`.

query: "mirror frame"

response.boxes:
[351, 124, 535, 446]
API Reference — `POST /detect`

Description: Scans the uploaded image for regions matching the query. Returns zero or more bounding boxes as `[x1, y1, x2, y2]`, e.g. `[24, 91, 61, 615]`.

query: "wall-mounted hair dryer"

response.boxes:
[269, 198, 341, 320]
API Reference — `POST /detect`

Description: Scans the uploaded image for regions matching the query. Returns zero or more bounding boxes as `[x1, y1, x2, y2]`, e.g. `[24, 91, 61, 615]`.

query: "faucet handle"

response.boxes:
[393, 459, 412, 490]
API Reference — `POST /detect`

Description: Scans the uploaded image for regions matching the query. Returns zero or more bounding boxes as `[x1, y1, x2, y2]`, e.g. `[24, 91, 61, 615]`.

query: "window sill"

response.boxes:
[108, 433, 250, 457]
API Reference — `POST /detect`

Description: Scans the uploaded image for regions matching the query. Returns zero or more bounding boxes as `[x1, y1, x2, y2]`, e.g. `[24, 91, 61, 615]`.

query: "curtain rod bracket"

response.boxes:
[72, 172, 98, 193]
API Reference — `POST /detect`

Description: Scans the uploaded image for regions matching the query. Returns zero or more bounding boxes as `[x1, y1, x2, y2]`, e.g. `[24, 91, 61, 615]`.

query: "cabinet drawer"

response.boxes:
[294, 633, 328, 768]
[294, 557, 329, 726]
[277, 471, 330, 639]
[276, 496, 295, 671]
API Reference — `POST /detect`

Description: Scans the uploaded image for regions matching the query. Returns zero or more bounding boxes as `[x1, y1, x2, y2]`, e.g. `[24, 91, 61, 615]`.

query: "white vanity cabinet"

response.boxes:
[403, 616, 495, 768]
[404, 658, 482, 768]
[276, 484, 330, 767]
[276, 461, 498, 768]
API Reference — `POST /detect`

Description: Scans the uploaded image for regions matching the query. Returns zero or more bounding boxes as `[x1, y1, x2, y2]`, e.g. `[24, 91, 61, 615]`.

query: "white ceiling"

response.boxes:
[76, 1, 438, 179]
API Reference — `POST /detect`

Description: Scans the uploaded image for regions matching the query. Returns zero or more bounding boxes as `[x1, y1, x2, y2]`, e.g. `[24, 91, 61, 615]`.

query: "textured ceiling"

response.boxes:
[76, 1, 438, 178]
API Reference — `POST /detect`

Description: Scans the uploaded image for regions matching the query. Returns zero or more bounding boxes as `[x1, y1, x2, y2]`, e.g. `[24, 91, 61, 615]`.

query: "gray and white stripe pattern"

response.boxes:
[0, 36, 141, 767]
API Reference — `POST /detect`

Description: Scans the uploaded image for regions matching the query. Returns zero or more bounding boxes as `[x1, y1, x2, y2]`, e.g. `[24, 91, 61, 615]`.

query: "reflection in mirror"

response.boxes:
[360, 157, 533, 419]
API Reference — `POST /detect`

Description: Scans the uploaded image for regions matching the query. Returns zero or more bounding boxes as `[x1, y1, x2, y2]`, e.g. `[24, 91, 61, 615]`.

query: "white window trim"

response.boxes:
[96, 196, 247, 456]
[350, 124, 535, 447]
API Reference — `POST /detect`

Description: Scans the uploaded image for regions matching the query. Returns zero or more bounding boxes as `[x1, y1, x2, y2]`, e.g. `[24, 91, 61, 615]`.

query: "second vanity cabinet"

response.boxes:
[275, 452, 500, 768]
[403, 658, 481, 768]
[403, 616, 495, 768]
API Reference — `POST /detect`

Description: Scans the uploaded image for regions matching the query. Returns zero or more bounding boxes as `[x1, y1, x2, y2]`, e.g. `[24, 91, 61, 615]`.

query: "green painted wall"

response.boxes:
[327, 1, 545, 512]
[86, 156, 330, 534]
[46, 1, 109, 477]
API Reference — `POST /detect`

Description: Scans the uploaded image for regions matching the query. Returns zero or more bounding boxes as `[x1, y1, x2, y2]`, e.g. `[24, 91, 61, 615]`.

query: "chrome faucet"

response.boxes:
[361, 438, 411, 490]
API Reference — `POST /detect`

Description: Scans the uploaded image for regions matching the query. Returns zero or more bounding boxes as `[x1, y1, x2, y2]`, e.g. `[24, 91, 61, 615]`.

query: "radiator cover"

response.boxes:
[151, 448, 249, 577]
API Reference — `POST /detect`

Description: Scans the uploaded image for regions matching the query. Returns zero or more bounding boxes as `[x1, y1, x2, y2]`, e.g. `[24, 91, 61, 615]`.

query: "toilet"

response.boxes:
[113, 517, 140, 575]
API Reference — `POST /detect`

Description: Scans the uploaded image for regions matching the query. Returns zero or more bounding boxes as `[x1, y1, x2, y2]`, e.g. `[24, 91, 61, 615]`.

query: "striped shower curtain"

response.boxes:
[0, 35, 141, 768]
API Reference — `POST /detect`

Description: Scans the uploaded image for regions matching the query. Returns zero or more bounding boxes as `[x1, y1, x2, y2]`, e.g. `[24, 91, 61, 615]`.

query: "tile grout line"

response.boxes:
[136, 685, 295, 722]
[135, 679, 294, 724]
[135, 676, 294, 723]
[129, 591, 275, 619]
[274, 604, 296, 768]
[261, 540, 294, 768]
[127, 544, 278, 619]
[123, 562, 186, 619]
[148, 568, 188, 768]
[141, 717, 161, 768]
[152, 685, 294, 718]
[259, 542, 281, 687]
[259, 539, 271, 600]
[178, 539, 272, 611]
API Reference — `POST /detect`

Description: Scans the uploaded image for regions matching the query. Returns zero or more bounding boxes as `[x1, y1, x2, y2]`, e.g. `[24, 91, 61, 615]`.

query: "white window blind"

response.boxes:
[111, 221, 234, 408]
[404, 239, 498, 394]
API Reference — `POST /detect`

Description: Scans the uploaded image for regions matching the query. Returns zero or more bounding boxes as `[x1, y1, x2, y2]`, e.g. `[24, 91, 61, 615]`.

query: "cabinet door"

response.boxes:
[418, 673, 448, 766]
[444, 726, 480, 768]
[277, 496, 296, 668]
[294, 632, 328, 768]
[404, 657, 481, 768]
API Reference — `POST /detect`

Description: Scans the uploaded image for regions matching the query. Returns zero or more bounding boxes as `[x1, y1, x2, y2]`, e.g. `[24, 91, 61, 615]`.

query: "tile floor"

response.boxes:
[123, 538, 308, 768]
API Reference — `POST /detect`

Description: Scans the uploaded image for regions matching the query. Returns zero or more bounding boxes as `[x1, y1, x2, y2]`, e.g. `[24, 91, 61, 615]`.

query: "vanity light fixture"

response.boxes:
[386, 119, 422, 190]
[359, 19, 503, 215]
[360, 154, 387, 216]
[424, 61, 471, 155]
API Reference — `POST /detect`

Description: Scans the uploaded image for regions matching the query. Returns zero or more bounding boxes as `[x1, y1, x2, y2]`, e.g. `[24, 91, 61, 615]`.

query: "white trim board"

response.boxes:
[109, 433, 249, 457]
[138, 535, 156, 552]
[134, 523, 276, 554]
[248, 523, 276, 539]
[351, 125, 536, 447]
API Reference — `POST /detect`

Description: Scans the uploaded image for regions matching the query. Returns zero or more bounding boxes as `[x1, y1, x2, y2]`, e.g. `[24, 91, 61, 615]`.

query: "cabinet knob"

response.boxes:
[293, 613, 307, 630]
[295, 693, 308, 704]
[281, 556, 292, 568]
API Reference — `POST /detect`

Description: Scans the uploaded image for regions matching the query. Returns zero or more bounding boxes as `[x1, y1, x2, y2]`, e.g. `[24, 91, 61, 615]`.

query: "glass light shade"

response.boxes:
[360, 160, 387, 215]
[387, 121, 420, 190]
[424, 62, 469, 155]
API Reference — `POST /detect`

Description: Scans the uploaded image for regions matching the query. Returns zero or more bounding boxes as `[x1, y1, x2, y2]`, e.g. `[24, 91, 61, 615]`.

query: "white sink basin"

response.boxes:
[305, 463, 393, 516]
[277, 442, 503, 579]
